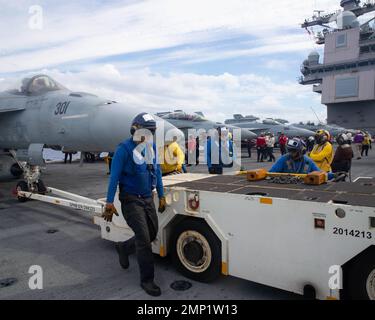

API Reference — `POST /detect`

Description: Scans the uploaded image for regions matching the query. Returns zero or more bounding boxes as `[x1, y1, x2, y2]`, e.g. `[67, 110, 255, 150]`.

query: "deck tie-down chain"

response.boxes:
[267, 176, 303, 185]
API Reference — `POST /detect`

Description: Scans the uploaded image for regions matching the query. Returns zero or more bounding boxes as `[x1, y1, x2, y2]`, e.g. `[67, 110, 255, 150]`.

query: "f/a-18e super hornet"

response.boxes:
[224, 114, 315, 138]
[292, 121, 353, 138]
[0, 74, 182, 186]
[155, 110, 257, 142]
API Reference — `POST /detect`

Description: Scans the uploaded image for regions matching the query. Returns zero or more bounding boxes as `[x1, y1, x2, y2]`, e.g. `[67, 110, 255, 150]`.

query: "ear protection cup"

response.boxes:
[336, 133, 348, 145]
[301, 140, 307, 155]
[130, 125, 137, 135]
[315, 130, 330, 144]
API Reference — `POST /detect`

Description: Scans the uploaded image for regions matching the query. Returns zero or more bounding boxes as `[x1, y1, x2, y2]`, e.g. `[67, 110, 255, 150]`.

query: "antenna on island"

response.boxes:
[311, 106, 323, 124]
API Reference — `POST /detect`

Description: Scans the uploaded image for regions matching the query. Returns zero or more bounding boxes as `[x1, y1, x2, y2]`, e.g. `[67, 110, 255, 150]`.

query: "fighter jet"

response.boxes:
[155, 110, 257, 142]
[292, 121, 353, 138]
[0, 74, 182, 181]
[224, 114, 315, 138]
[274, 118, 289, 125]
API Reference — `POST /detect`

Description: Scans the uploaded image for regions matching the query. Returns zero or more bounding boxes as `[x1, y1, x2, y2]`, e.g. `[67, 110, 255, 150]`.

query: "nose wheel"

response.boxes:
[16, 181, 29, 202]
[16, 179, 47, 202]
[9, 149, 47, 201]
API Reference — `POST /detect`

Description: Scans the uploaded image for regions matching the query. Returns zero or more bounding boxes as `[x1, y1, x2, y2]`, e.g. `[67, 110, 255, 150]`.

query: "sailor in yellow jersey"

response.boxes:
[160, 136, 186, 175]
[309, 129, 334, 172]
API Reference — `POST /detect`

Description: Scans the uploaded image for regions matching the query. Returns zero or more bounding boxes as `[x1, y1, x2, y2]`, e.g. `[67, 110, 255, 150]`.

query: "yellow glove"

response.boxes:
[158, 196, 166, 213]
[102, 203, 119, 222]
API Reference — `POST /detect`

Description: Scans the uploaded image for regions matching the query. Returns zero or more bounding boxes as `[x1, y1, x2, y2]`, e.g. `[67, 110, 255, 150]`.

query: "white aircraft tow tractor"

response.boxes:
[17, 173, 375, 300]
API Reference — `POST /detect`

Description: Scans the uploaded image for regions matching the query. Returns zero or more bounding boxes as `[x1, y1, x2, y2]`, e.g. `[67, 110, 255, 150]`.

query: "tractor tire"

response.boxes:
[171, 219, 222, 283]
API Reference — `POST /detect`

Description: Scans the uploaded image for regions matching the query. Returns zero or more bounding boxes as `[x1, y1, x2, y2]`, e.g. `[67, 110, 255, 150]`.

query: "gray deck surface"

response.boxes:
[0, 149, 374, 300]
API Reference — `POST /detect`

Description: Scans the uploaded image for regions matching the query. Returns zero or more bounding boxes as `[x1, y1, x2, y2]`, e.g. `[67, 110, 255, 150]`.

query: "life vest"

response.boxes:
[310, 142, 333, 172]
[121, 140, 157, 190]
[285, 155, 310, 174]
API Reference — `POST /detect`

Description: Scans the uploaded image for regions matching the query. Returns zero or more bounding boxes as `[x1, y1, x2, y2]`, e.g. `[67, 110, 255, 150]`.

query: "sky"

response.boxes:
[0, 0, 345, 123]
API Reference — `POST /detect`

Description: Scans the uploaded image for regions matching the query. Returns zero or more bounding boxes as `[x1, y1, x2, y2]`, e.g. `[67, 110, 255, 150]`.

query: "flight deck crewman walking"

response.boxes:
[103, 113, 166, 297]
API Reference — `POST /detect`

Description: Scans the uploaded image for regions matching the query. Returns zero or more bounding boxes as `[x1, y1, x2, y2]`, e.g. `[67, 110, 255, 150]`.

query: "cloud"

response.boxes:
[0, 0, 340, 73]
[0, 1, 333, 124]
[0, 64, 324, 123]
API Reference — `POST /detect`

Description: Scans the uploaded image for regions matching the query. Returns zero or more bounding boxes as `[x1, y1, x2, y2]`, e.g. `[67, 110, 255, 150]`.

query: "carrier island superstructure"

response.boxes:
[300, 0, 375, 132]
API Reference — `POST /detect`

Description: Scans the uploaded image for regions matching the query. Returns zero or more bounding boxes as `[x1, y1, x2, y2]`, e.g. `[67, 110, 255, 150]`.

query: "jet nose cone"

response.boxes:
[290, 126, 315, 138]
[304, 129, 316, 137]
[240, 129, 257, 140]
[89, 103, 134, 150]
[89, 104, 182, 151]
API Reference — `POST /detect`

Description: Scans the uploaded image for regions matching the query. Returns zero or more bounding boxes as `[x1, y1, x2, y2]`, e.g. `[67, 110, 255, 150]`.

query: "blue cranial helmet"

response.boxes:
[131, 113, 157, 135]
[287, 138, 306, 158]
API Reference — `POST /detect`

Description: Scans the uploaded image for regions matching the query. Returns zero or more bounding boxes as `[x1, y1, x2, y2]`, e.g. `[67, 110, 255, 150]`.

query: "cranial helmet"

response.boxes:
[336, 133, 349, 146]
[315, 129, 330, 144]
[130, 113, 157, 135]
[287, 138, 306, 160]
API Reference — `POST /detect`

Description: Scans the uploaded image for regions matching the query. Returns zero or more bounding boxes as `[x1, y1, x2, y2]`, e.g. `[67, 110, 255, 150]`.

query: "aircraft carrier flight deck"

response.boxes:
[0, 150, 374, 300]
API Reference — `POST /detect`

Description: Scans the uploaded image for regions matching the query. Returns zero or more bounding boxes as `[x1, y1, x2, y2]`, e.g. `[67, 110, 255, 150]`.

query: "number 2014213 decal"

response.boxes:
[333, 227, 372, 239]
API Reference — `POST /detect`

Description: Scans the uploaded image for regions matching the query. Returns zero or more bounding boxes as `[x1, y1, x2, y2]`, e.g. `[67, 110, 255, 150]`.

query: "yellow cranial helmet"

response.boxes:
[315, 129, 330, 144]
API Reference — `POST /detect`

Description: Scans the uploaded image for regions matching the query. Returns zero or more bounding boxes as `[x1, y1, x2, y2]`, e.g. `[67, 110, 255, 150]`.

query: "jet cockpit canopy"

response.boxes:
[262, 118, 281, 125]
[7, 75, 66, 95]
[161, 111, 207, 122]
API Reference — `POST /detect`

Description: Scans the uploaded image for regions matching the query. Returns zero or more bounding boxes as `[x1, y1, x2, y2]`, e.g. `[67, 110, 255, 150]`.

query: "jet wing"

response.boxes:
[0, 92, 26, 113]
[0, 97, 25, 113]
[0, 106, 26, 113]
[245, 127, 270, 135]
[174, 126, 194, 131]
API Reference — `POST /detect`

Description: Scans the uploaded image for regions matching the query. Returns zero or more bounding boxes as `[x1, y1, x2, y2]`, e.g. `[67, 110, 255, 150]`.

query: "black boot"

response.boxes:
[141, 281, 161, 297]
[115, 243, 129, 269]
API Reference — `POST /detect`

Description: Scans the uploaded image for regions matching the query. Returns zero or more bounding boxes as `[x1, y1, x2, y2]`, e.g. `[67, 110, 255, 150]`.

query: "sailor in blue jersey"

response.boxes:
[206, 127, 234, 174]
[269, 138, 320, 174]
[103, 113, 166, 297]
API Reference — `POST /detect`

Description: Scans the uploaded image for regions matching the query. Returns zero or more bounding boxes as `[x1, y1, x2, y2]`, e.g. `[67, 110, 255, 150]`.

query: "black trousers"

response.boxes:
[208, 165, 223, 174]
[247, 146, 252, 158]
[108, 158, 112, 173]
[257, 147, 266, 162]
[361, 145, 369, 156]
[280, 145, 287, 155]
[266, 147, 275, 161]
[64, 153, 72, 163]
[332, 160, 351, 173]
[119, 194, 158, 283]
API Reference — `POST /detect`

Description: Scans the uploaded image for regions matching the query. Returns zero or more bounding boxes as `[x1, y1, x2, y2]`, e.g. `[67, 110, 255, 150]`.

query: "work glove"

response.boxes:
[158, 196, 166, 213]
[102, 203, 119, 222]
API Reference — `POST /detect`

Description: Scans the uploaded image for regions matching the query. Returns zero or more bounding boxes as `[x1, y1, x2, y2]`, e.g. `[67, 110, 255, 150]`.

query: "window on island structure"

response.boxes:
[335, 77, 359, 98]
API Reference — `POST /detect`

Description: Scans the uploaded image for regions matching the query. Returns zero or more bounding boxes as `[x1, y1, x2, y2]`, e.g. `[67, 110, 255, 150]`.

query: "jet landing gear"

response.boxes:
[10, 147, 47, 202]
[15, 164, 47, 202]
